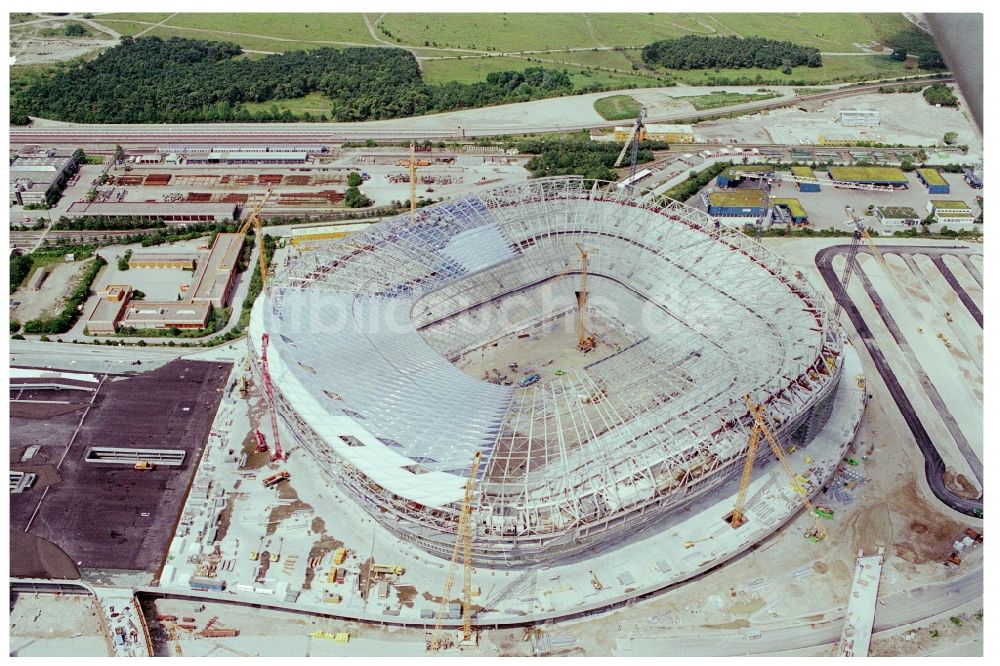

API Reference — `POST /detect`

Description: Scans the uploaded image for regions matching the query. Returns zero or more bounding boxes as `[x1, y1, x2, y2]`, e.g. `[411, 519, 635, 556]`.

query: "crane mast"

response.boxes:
[613, 107, 646, 185]
[236, 188, 274, 288]
[740, 395, 827, 541]
[833, 209, 865, 320]
[575, 243, 596, 352]
[430, 451, 482, 651]
[730, 401, 764, 528]
[410, 142, 417, 224]
[259, 333, 284, 462]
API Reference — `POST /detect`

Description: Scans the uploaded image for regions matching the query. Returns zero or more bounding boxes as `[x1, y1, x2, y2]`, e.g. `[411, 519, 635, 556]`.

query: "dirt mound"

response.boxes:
[852, 502, 893, 556]
[813, 561, 829, 574]
[888, 479, 966, 564]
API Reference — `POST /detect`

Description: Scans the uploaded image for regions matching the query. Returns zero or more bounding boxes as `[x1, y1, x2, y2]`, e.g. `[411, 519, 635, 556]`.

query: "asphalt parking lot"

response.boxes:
[9, 359, 231, 578]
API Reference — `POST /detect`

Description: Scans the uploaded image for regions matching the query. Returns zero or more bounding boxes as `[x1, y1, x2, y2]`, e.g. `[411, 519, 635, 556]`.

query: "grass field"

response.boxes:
[676, 90, 781, 111]
[666, 54, 914, 85]
[593, 95, 642, 120]
[377, 13, 925, 52]
[420, 56, 658, 89]
[164, 13, 377, 45]
[242, 92, 333, 118]
[11, 22, 102, 39]
[89, 19, 161, 37]
[95, 12, 176, 23]
[81, 12, 932, 88]
[136, 26, 329, 54]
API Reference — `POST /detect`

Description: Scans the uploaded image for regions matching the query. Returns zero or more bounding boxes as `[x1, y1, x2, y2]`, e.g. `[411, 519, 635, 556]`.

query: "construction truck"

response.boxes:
[370, 564, 405, 576]
[261, 470, 292, 488]
[254, 430, 269, 453]
[238, 376, 250, 397]
[262, 470, 290, 487]
[134, 461, 154, 471]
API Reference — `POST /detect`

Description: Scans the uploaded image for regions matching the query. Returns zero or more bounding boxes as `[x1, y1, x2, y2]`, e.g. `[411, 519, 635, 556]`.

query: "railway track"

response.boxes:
[10, 77, 955, 147]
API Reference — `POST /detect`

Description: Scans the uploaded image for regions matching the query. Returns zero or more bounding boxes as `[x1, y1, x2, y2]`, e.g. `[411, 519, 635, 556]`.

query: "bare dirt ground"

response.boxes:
[869, 601, 983, 657]
[454, 311, 632, 384]
[11, 259, 90, 324]
[9, 593, 108, 657]
[9, 15, 118, 65]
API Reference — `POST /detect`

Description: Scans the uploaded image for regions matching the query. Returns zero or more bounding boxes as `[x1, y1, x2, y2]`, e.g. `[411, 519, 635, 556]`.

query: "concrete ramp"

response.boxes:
[838, 547, 885, 657]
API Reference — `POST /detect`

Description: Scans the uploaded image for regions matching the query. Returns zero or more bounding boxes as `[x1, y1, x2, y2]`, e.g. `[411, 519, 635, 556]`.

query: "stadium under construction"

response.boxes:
[248, 176, 861, 569]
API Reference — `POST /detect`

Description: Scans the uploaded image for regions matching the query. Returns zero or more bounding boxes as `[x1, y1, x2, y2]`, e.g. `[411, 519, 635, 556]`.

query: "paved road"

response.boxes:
[619, 567, 982, 656]
[10, 77, 954, 146]
[815, 245, 983, 516]
[928, 256, 982, 327]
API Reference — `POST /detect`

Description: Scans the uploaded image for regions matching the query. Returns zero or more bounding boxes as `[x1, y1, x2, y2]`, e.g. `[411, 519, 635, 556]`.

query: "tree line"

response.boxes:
[52, 217, 167, 231]
[11, 36, 575, 124]
[641, 35, 822, 71]
[516, 138, 663, 182]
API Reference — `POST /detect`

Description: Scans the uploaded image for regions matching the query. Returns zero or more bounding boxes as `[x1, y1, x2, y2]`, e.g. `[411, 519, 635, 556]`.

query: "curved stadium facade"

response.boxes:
[249, 176, 844, 566]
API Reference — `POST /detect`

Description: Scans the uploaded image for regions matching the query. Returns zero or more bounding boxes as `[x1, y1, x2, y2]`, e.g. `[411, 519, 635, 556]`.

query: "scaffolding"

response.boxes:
[253, 176, 843, 565]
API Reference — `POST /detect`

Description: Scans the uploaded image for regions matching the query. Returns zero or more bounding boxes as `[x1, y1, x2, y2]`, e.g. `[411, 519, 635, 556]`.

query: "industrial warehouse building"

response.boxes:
[128, 252, 199, 270]
[771, 198, 808, 224]
[612, 124, 694, 144]
[120, 302, 211, 330]
[964, 167, 983, 189]
[927, 200, 977, 225]
[715, 166, 774, 188]
[836, 109, 880, 127]
[183, 151, 309, 165]
[707, 190, 766, 220]
[9, 151, 77, 206]
[65, 202, 239, 224]
[916, 168, 950, 194]
[85, 233, 244, 334]
[187, 233, 245, 308]
[84, 285, 134, 334]
[874, 206, 920, 226]
[827, 166, 909, 188]
[791, 166, 821, 192]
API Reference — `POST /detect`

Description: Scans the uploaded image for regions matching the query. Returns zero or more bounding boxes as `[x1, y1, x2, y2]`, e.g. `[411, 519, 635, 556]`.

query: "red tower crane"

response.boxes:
[259, 333, 284, 462]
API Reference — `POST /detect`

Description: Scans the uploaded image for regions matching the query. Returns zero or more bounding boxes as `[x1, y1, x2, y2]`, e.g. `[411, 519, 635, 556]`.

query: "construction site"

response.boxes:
[8, 44, 984, 655]
[75, 172, 868, 653]
[10, 171, 984, 656]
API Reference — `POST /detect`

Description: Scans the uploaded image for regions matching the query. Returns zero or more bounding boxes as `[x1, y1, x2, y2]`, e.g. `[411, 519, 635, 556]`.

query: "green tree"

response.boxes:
[943, 131, 958, 145]
[64, 23, 86, 37]
[117, 249, 133, 270]
[343, 186, 372, 208]
[347, 171, 363, 187]
[918, 50, 947, 70]
[890, 48, 907, 61]
[923, 83, 958, 107]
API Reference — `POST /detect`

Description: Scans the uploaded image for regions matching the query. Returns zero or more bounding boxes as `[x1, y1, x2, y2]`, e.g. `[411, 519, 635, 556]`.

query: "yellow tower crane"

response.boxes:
[730, 401, 765, 529]
[409, 142, 418, 224]
[575, 243, 597, 352]
[236, 188, 274, 288]
[165, 621, 183, 657]
[730, 395, 829, 541]
[429, 451, 482, 651]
